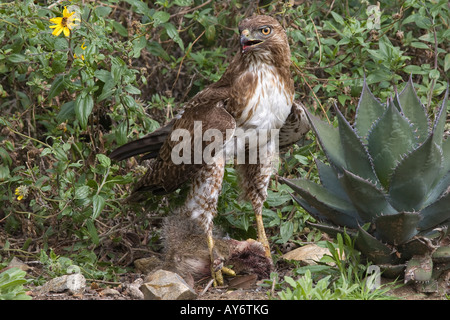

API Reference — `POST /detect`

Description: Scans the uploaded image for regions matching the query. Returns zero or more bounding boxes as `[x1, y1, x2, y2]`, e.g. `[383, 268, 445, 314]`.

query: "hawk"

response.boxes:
[110, 15, 310, 286]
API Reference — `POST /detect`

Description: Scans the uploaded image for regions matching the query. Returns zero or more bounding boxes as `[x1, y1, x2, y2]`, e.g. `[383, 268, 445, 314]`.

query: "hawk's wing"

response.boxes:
[278, 101, 310, 149]
[132, 100, 236, 194]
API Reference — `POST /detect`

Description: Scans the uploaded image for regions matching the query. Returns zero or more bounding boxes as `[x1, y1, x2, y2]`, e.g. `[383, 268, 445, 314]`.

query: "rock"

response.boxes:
[140, 269, 197, 300]
[127, 278, 144, 300]
[8, 257, 30, 271]
[134, 256, 163, 274]
[281, 244, 332, 265]
[101, 288, 120, 296]
[39, 273, 86, 295]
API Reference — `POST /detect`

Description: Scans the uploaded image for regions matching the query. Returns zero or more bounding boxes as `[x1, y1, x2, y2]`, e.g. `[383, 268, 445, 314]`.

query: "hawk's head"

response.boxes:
[238, 15, 290, 65]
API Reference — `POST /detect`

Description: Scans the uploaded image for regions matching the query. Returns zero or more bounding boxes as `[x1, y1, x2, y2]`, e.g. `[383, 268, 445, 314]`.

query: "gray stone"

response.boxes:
[39, 273, 86, 295]
[101, 288, 120, 296]
[8, 257, 30, 271]
[140, 269, 197, 300]
[127, 278, 144, 300]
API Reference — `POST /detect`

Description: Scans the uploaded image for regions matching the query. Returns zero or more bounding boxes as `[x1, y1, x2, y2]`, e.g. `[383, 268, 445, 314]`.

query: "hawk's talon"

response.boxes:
[214, 269, 224, 286]
[221, 266, 236, 277]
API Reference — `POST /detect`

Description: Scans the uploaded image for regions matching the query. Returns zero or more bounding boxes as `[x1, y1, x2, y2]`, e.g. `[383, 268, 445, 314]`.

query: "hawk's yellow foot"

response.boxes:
[255, 213, 272, 259]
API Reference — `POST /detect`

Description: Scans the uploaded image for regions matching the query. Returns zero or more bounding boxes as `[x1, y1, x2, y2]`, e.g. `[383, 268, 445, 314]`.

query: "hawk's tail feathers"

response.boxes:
[109, 121, 173, 161]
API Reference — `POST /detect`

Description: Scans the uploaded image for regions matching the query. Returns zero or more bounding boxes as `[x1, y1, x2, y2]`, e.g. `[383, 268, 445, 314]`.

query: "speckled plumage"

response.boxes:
[109, 15, 310, 284]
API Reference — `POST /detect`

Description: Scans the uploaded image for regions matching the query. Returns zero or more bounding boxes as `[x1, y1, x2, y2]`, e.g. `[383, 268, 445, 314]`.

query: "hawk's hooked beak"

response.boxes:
[240, 29, 263, 53]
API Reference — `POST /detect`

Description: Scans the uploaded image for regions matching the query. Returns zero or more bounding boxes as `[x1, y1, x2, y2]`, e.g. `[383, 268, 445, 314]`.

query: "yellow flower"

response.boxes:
[81, 42, 86, 50]
[15, 186, 28, 201]
[74, 53, 84, 60]
[49, 6, 79, 37]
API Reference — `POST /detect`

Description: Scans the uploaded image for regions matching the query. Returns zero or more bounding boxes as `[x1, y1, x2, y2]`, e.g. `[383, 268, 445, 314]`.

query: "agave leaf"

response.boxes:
[399, 237, 435, 260]
[389, 133, 443, 211]
[334, 105, 379, 183]
[398, 76, 430, 144]
[422, 171, 450, 208]
[307, 221, 357, 239]
[418, 190, 450, 231]
[354, 78, 385, 140]
[442, 137, 450, 175]
[339, 169, 397, 222]
[405, 255, 433, 283]
[305, 110, 346, 170]
[315, 158, 350, 201]
[280, 177, 362, 228]
[292, 194, 326, 220]
[367, 103, 417, 188]
[355, 225, 398, 264]
[374, 212, 420, 245]
[432, 246, 450, 263]
[431, 84, 449, 148]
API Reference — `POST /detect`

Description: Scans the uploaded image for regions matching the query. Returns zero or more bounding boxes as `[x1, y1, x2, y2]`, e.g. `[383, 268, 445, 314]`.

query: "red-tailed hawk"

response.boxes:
[110, 15, 309, 286]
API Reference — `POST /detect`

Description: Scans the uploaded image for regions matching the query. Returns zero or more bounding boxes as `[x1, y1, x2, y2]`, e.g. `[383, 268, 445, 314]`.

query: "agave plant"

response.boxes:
[280, 77, 450, 290]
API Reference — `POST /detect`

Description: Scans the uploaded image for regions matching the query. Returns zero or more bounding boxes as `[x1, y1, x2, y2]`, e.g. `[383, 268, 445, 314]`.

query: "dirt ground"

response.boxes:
[26, 270, 449, 301]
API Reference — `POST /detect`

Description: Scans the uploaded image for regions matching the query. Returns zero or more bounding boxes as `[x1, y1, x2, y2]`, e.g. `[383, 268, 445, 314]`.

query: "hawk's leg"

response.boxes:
[236, 161, 273, 260]
[184, 162, 227, 286]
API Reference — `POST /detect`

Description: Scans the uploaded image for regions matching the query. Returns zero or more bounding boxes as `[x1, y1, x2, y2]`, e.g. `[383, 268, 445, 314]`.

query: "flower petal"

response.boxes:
[63, 27, 70, 37]
[52, 26, 63, 36]
[49, 17, 63, 24]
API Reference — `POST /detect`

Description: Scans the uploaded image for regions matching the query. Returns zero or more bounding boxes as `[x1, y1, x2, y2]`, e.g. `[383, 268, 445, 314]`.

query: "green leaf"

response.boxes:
[280, 221, 294, 243]
[441, 136, 450, 175]
[305, 110, 346, 170]
[86, 219, 99, 245]
[444, 53, 450, 72]
[48, 75, 68, 100]
[431, 85, 449, 148]
[374, 212, 420, 245]
[389, 134, 443, 211]
[0, 147, 12, 167]
[111, 20, 128, 37]
[419, 190, 450, 231]
[92, 195, 105, 220]
[152, 11, 170, 27]
[355, 226, 398, 265]
[0, 165, 10, 181]
[339, 169, 397, 222]
[7, 53, 27, 63]
[315, 159, 349, 201]
[162, 22, 184, 51]
[124, 85, 141, 95]
[56, 101, 75, 122]
[96, 154, 111, 168]
[410, 42, 429, 49]
[330, 11, 345, 25]
[94, 6, 112, 18]
[174, 0, 193, 6]
[354, 79, 385, 140]
[280, 177, 361, 228]
[74, 185, 90, 200]
[398, 76, 429, 144]
[124, 0, 150, 16]
[0, 267, 31, 300]
[335, 105, 378, 183]
[74, 92, 94, 130]
[367, 103, 417, 188]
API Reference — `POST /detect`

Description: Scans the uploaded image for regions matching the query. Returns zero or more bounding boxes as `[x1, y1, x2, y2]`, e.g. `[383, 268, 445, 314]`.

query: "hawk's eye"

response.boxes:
[260, 27, 271, 35]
